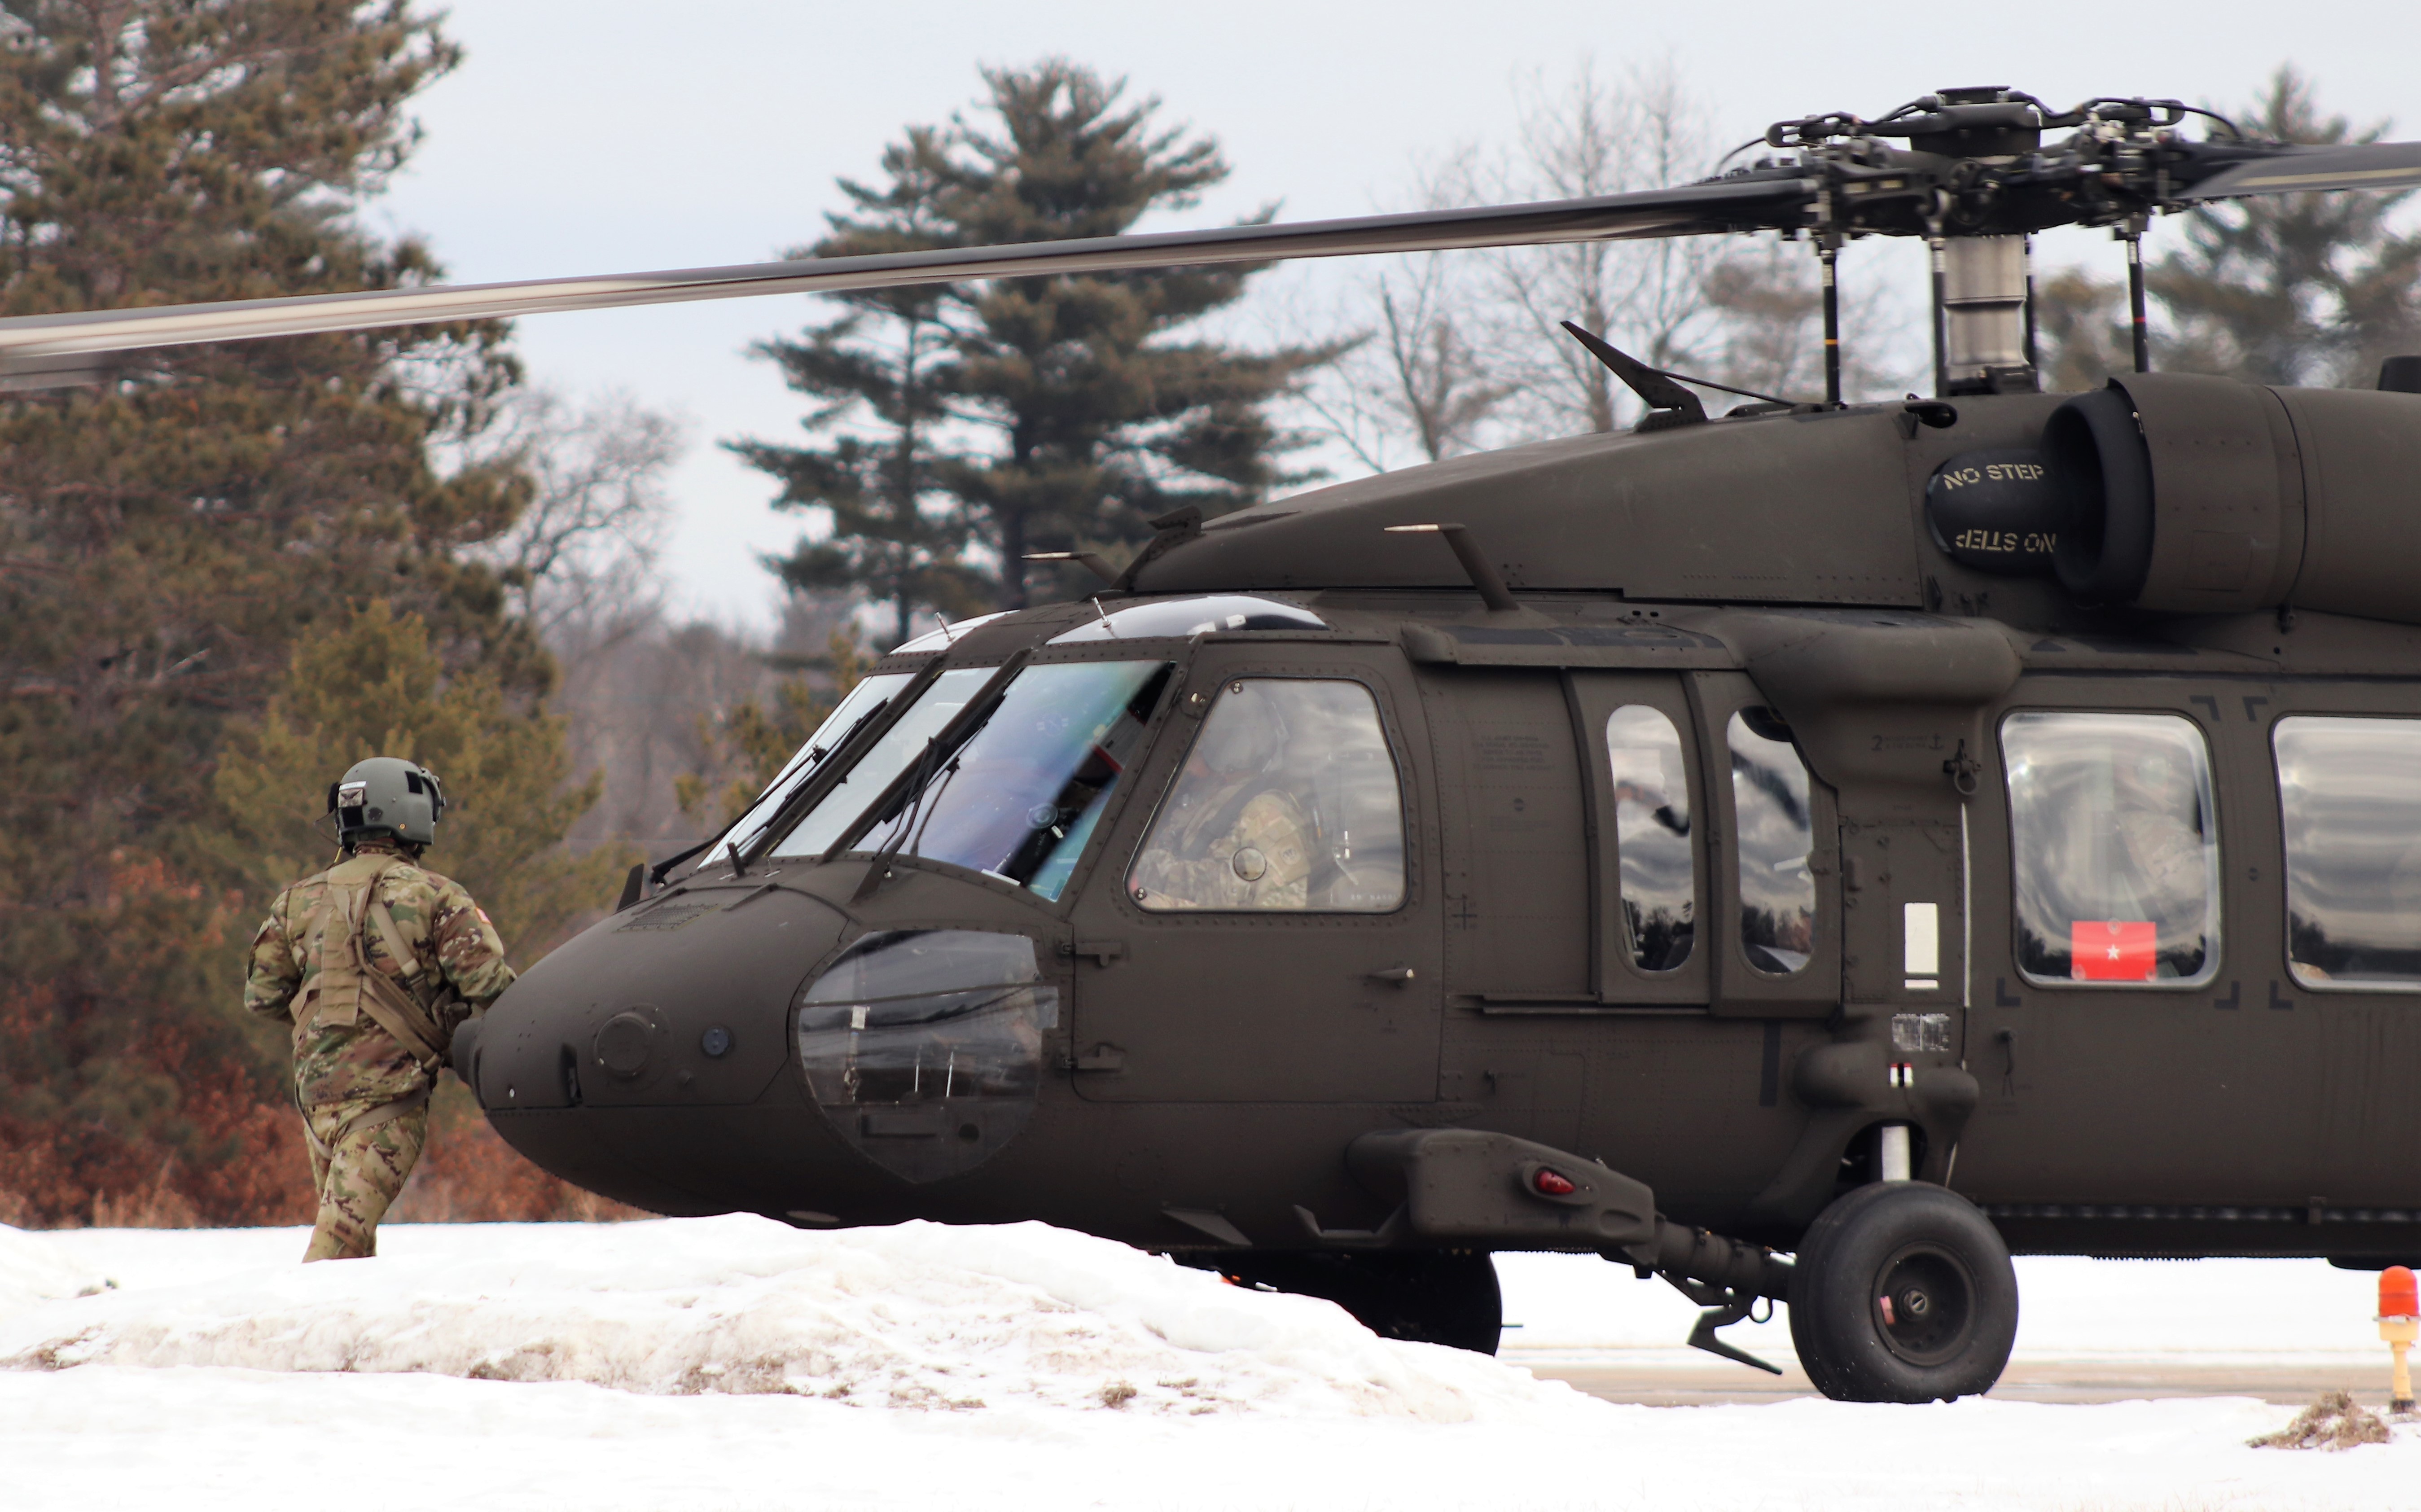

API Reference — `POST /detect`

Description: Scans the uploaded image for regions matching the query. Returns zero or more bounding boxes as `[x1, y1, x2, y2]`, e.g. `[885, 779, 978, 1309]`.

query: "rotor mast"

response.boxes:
[1940, 235, 2035, 395]
[1895, 87, 2045, 397]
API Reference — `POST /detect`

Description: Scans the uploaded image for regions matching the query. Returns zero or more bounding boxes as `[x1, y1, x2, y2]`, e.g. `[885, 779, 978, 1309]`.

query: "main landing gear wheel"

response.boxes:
[1197, 1251, 1503, 1354]
[1788, 1182, 2018, 1402]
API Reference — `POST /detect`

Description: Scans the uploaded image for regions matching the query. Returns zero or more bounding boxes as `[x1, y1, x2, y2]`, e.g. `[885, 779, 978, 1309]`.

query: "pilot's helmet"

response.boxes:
[1195, 684, 1288, 774]
[327, 756, 447, 847]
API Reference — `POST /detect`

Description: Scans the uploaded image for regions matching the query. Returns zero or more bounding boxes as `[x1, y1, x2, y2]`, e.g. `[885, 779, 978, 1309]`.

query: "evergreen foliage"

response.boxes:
[731, 127, 991, 649]
[0, 2, 592, 1227]
[210, 600, 629, 962]
[741, 60, 1333, 618]
[2150, 68, 2421, 386]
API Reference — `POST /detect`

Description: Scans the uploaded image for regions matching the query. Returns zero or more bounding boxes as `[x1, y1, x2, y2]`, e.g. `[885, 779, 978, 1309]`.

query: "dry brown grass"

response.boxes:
[2249, 1389, 2392, 1450]
[6, 1078, 644, 1231]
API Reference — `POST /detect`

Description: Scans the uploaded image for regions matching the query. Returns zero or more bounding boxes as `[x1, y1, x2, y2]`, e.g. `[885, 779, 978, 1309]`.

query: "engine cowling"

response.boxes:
[2044, 372, 2421, 624]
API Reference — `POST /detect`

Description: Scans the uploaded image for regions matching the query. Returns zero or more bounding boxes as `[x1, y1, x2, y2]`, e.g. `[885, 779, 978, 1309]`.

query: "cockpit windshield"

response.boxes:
[769, 667, 996, 862]
[765, 659, 1173, 900]
[720, 671, 913, 860]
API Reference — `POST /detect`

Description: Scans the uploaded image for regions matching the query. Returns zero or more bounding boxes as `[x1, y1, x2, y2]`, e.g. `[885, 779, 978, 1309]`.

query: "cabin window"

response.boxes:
[1130, 678, 1405, 912]
[2274, 716, 2421, 990]
[2002, 711, 2220, 986]
[1727, 708, 1815, 975]
[1608, 705, 1695, 971]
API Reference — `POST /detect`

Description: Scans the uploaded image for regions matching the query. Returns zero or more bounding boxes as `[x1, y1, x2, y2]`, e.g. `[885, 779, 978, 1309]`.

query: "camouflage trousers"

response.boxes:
[301, 1089, 430, 1262]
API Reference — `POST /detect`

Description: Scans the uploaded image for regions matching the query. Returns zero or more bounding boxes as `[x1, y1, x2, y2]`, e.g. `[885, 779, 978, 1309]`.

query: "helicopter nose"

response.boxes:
[457, 880, 1065, 1215]
[461, 885, 844, 1134]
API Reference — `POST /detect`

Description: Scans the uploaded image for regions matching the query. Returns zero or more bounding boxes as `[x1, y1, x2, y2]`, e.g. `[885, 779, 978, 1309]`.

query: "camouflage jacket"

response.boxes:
[244, 838, 517, 1106]
[1130, 777, 1313, 910]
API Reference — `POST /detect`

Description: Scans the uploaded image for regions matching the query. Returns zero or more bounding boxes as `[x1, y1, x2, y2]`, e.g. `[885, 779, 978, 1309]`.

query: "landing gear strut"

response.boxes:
[1788, 1182, 2018, 1402]
[1186, 1250, 1504, 1354]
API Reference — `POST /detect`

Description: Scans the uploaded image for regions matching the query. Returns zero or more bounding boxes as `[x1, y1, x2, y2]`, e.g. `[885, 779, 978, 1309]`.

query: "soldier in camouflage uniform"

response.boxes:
[1130, 685, 1314, 910]
[244, 757, 516, 1261]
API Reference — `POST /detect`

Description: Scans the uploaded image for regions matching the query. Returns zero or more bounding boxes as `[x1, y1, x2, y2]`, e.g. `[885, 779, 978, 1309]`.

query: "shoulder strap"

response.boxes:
[351, 859, 451, 1072]
[296, 856, 451, 1071]
[1202, 778, 1285, 852]
[363, 889, 425, 985]
[353, 968, 451, 1073]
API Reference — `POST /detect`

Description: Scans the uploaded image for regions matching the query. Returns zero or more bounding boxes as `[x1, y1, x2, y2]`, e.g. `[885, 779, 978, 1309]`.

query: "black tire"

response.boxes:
[1189, 1251, 1503, 1354]
[1788, 1182, 2018, 1402]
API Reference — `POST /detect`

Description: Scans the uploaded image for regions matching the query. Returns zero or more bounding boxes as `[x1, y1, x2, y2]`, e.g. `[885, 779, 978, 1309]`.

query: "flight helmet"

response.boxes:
[328, 756, 447, 848]
[1193, 684, 1289, 775]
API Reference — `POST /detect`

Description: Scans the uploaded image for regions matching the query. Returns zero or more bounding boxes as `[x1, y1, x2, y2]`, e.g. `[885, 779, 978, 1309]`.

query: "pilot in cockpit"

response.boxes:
[1128, 684, 1314, 911]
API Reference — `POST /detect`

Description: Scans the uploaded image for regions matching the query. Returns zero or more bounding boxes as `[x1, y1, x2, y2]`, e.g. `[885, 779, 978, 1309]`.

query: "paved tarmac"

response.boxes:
[1518, 1351, 2392, 1407]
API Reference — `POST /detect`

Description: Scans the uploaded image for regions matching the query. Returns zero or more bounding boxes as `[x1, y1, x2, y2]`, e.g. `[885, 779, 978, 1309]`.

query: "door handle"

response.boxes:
[1062, 939, 1127, 967]
[1069, 1043, 1127, 1073]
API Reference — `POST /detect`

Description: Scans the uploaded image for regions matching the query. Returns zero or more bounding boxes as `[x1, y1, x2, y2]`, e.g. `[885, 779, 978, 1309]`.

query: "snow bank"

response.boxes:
[7, 1350, 2421, 1512]
[0, 1215, 1594, 1424]
[0, 1223, 111, 1321]
[11, 1221, 2421, 1511]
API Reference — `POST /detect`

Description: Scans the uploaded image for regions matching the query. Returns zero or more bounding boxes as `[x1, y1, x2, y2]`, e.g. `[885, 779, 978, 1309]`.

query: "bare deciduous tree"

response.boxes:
[1282, 61, 1920, 470]
[1702, 237, 1908, 402]
[1297, 248, 1513, 471]
[472, 388, 685, 640]
[1447, 60, 1729, 435]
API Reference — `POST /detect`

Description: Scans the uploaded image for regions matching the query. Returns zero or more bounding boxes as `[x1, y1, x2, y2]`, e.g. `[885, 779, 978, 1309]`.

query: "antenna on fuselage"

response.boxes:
[1382, 522, 1521, 614]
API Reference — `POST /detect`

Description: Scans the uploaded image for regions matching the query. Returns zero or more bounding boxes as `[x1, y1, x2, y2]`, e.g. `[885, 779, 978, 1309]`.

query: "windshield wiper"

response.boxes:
[820, 649, 1032, 867]
[734, 657, 948, 870]
[731, 699, 890, 855]
[645, 835, 720, 893]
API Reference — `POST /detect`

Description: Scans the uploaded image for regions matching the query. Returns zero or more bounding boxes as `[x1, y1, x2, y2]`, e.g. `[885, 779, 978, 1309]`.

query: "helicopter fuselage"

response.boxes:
[463, 378, 2421, 1269]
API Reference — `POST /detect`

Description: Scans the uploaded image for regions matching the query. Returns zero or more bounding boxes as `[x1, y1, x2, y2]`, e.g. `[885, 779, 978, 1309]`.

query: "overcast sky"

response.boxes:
[368, 0, 2419, 631]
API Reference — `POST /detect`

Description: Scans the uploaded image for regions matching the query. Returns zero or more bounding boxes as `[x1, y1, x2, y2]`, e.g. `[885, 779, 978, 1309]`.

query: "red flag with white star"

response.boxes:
[2072, 920, 2158, 981]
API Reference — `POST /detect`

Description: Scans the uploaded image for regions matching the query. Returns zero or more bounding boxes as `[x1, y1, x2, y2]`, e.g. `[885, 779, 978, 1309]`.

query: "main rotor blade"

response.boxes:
[0, 176, 1811, 366]
[2175, 139, 2421, 199]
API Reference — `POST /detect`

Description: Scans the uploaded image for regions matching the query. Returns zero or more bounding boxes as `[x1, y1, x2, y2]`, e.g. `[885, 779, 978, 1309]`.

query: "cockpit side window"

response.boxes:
[1129, 678, 1405, 912]
[1608, 705, 1695, 972]
[1727, 708, 1816, 976]
[2274, 715, 2421, 991]
[2002, 710, 2220, 986]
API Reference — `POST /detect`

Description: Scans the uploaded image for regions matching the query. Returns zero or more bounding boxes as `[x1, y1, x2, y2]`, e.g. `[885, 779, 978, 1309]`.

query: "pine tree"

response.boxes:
[0, 1, 545, 1226]
[939, 61, 1333, 608]
[731, 128, 991, 648]
[2032, 267, 2132, 393]
[2150, 68, 2421, 386]
[744, 61, 1333, 615]
[209, 600, 628, 963]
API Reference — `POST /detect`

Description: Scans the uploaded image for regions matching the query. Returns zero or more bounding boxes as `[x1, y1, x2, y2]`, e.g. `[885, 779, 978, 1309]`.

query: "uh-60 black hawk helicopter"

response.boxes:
[13, 84, 2421, 1402]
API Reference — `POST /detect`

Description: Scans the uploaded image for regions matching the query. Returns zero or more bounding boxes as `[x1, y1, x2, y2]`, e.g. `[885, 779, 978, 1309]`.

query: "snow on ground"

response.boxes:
[6, 1217, 2421, 1512]
[0, 1221, 113, 1320]
[0, 1216, 1567, 1421]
